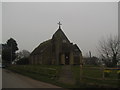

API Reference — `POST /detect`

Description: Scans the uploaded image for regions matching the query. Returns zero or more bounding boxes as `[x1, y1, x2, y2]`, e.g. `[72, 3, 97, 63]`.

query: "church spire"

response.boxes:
[57, 21, 62, 29]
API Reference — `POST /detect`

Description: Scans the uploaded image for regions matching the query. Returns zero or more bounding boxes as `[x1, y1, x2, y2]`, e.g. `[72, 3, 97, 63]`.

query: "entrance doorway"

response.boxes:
[65, 53, 70, 65]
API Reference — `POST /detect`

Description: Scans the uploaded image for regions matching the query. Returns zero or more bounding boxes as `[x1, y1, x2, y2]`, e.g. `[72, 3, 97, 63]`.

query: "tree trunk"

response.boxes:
[112, 54, 117, 67]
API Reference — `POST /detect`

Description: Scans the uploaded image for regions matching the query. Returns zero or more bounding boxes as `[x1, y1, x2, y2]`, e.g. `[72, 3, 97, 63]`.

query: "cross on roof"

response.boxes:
[57, 21, 62, 29]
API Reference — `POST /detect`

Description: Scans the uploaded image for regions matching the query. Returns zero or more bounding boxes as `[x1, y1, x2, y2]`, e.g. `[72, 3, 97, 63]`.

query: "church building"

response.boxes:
[29, 22, 83, 65]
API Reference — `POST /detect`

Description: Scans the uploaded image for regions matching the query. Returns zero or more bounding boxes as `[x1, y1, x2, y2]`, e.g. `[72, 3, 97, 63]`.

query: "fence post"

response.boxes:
[102, 65, 105, 80]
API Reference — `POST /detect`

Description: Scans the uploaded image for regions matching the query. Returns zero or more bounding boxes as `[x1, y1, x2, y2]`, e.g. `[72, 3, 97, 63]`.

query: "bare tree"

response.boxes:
[98, 35, 120, 67]
[16, 50, 30, 59]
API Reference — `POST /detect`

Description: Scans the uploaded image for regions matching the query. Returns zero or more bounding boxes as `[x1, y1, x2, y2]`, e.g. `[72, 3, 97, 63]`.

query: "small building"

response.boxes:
[29, 22, 83, 65]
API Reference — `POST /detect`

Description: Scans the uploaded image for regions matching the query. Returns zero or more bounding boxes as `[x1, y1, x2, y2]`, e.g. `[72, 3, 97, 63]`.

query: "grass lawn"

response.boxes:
[7, 65, 61, 82]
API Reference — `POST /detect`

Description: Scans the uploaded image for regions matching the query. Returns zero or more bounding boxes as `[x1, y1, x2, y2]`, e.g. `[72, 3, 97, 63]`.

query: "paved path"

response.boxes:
[58, 65, 75, 85]
[2, 69, 62, 88]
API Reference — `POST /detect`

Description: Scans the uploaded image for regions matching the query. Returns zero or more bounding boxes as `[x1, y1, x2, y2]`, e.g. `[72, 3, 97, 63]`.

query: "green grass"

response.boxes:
[71, 65, 120, 88]
[7, 65, 62, 80]
[83, 68, 102, 78]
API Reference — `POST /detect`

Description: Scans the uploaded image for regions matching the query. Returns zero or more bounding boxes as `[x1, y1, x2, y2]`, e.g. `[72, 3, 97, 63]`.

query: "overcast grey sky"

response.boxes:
[2, 2, 118, 56]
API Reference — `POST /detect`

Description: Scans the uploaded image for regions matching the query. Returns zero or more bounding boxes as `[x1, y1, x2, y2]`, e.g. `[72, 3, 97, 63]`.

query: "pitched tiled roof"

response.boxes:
[53, 28, 70, 43]
[30, 28, 81, 55]
[31, 39, 51, 55]
[73, 44, 81, 53]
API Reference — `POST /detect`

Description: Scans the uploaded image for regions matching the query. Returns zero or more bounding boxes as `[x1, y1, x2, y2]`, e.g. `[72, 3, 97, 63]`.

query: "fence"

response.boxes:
[79, 65, 120, 87]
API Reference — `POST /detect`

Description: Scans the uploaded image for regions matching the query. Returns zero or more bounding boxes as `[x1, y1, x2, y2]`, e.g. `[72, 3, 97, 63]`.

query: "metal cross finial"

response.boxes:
[57, 21, 62, 29]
